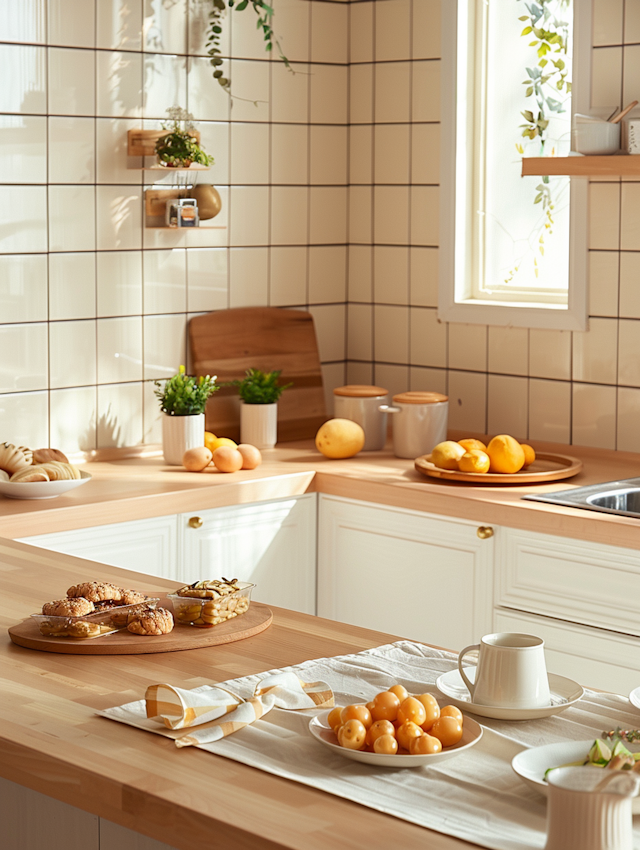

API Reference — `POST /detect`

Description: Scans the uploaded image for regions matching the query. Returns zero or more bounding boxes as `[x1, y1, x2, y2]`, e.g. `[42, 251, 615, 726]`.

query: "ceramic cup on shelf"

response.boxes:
[573, 114, 621, 155]
[333, 385, 389, 451]
[458, 632, 551, 709]
[379, 391, 448, 459]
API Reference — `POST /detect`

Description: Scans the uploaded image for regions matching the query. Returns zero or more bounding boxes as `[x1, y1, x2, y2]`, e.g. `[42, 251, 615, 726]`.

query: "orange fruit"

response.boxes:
[439, 705, 463, 723]
[204, 431, 218, 452]
[410, 734, 442, 755]
[431, 441, 466, 470]
[338, 719, 367, 750]
[373, 734, 398, 755]
[388, 684, 409, 702]
[458, 450, 490, 474]
[327, 706, 343, 731]
[365, 719, 396, 748]
[521, 444, 536, 467]
[415, 693, 440, 730]
[486, 434, 525, 474]
[208, 436, 237, 452]
[340, 704, 373, 729]
[396, 721, 423, 751]
[458, 438, 487, 452]
[370, 690, 401, 723]
[397, 697, 427, 727]
[430, 716, 463, 747]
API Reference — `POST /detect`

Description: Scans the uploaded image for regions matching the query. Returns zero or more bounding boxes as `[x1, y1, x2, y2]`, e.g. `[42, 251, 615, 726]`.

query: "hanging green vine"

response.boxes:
[206, 0, 290, 91]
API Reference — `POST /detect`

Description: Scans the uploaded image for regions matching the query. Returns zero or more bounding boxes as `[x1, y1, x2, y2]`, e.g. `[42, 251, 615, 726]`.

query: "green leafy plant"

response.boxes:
[155, 106, 214, 167]
[155, 366, 218, 415]
[232, 368, 292, 405]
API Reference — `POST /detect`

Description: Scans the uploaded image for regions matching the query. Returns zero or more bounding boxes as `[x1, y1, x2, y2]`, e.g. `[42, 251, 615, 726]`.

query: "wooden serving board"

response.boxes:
[414, 451, 583, 484]
[8, 600, 272, 655]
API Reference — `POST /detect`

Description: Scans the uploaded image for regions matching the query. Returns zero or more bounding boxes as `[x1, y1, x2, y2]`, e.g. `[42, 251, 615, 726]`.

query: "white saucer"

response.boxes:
[436, 667, 584, 720]
[629, 687, 640, 711]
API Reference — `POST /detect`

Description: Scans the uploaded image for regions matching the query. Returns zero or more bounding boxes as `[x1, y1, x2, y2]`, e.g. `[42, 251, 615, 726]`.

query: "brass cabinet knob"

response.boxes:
[188, 516, 203, 529]
[477, 526, 494, 539]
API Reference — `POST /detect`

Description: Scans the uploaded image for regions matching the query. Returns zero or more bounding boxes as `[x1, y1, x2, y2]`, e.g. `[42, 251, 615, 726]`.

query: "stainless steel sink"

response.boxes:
[523, 478, 640, 519]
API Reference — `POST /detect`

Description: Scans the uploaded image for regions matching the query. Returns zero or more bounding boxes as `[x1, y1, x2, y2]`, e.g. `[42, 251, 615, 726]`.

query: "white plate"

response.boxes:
[436, 667, 584, 720]
[629, 687, 640, 712]
[0, 470, 91, 500]
[512, 738, 640, 814]
[308, 708, 483, 768]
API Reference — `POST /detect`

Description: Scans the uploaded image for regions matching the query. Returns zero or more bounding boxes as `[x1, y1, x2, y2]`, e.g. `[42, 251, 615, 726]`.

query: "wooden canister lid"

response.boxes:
[333, 385, 389, 398]
[392, 391, 448, 404]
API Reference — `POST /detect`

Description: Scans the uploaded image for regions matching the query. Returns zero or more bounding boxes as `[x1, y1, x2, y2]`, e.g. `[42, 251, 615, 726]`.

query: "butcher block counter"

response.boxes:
[1, 436, 640, 549]
[1, 538, 467, 850]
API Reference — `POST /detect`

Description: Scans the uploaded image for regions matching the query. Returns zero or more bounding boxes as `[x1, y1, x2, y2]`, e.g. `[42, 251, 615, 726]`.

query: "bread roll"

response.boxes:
[10, 466, 49, 483]
[0, 442, 33, 475]
[32, 448, 70, 464]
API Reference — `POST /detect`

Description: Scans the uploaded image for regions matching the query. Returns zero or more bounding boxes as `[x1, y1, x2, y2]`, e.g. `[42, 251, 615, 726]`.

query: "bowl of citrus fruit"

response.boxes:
[309, 685, 483, 767]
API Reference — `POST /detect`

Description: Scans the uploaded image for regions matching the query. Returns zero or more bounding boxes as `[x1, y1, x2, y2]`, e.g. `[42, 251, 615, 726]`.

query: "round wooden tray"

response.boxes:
[414, 451, 583, 484]
[8, 598, 273, 655]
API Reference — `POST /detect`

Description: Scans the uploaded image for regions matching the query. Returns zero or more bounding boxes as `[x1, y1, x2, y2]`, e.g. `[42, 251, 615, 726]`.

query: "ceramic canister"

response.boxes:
[333, 385, 389, 451]
[380, 392, 448, 459]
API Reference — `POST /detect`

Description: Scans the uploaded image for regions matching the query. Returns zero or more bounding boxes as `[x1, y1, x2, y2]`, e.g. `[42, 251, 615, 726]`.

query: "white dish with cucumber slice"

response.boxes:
[512, 738, 640, 813]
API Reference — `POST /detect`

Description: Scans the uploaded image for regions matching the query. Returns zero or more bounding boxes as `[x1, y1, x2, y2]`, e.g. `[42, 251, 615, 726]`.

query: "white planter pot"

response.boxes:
[162, 412, 205, 465]
[240, 402, 277, 449]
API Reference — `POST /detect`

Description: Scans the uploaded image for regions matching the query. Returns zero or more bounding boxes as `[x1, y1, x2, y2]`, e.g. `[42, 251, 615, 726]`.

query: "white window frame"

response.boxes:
[439, 0, 592, 330]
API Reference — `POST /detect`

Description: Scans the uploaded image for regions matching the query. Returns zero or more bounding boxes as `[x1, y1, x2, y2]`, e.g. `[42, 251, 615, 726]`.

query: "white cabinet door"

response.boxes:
[179, 494, 317, 614]
[317, 495, 494, 652]
[19, 515, 180, 581]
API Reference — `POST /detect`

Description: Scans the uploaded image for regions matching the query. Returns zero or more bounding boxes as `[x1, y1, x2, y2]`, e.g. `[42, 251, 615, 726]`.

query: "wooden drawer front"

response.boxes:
[496, 527, 640, 637]
[494, 608, 640, 695]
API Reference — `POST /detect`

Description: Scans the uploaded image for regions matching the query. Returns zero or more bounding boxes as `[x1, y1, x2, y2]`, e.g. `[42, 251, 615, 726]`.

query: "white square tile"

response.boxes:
[621, 183, 640, 250]
[413, 0, 440, 60]
[0, 391, 48, 448]
[488, 326, 529, 376]
[589, 251, 619, 317]
[142, 379, 162, 444]
[626, 0, 640, 43]
[227, 60, 270, 123]
[49, 186, 96, 253]
[50, 386, 97, 453]
[310, 125, 348, 185]
[187, 0, 230, 56]
[617, 386, 640, 451]
[311, 1, 348, 63]
[593, 0, 623, 45]
[49, 319, 97, 388]
[96, 50, 143, 118]
[618, 318, 640, 386]
[572, 382, 617, 449]
[411, 124, 440, 185]
[272, 124, 308, 185]
[529, 328, 571, 380]
[410, 306, 446, 367]
[373, 245, 409, 305]
[96, 185, 142, 250]
[0, 186, 47, 254]
[572, 317, 618, 384]
[3, 0, 46, 44]
[48, 0, 95, 47]
[528, 379, 571, 444]
[271, 62, 309, 124]
[321, 362, 346, 416]
[271, 186, 309, 245]
[143, 0, 186, 54]
[229, 248, 269, 308]
[97, 381, 144, 447]
[350, 1, 374, 63]
[591, 47, 623, 110]
[229, 186, 269, 247]
[97, 0, 143, 50]
[187, 248, 228, 312]
[410, 247, 438, 307]
[374, 304, 408, 364]
[143, 314, 187, 380]
[0, 255, 47, 324]
[350, 64, 373, 124]
[97, 250, 143, 317]
[349, 186, 373, 244]
[411, 186, 439, 246]
[144, 53, 188, 120]
[48, 47, 95, 115]
[349, 125, 373, 185]
[346, 361, 373, 386]
[487, 375, 528, 440]
[348, 245, 372, 302]
[409, 366, 447, 395]
[48, 117, 95, 184]
[49, 253, 96, 320]
[373, 363, 409, 399]
[310, 187, 347, 245]
[309, 246, 346, 304]
[96, 118, 143, 183]
[620, 252, 640, 317]
[0, 45, 46, 114]
[310, 64, 348, 124]
[143, 248, 187, 314]
[375, 62, 410, 123]
[412, 61, 440, 122]
[0, 116, 46, 184]
[375, 0, 411, 61]
[448, 322, 487, 371]
[0, 323, 48, 392]
[374, 124, 410, 185]
[447, 370, 487, 433]
[309, 304, 346, 362]
[198, 122, 230, 186]
[347, 303, 372, 360]
[623, 47, 640, 125]
[272, 0, 310, 63]
[230, 123, 270, 185]
[270, 247, 307, 306]
[97, 316, 143, 383]
[374, 186, 409, 245]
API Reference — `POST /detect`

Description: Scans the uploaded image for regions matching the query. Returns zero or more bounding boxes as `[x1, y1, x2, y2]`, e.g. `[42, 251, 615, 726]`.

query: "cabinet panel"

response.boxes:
[318, 495, 494, 652]
[180, 495, 316, 614]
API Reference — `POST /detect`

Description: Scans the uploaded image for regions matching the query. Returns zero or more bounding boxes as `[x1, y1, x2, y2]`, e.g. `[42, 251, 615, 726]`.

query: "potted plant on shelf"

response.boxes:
[155, 106, 214, 169]
[155, 366, 218, 464]
[232, 368, 292, 449]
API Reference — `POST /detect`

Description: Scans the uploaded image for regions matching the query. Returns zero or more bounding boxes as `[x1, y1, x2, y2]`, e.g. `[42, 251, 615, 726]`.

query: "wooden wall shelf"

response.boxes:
[522, 155, 640, 177]
[127, 129, 200, 157]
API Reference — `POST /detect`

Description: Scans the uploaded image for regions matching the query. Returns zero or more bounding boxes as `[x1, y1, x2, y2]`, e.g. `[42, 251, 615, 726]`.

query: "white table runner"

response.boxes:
[100, 641, 640, 850]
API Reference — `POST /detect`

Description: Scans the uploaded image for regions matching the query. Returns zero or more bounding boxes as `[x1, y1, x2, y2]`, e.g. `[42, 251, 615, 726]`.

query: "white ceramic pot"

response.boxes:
[333, 385, 389, 451]
[240, 402, 278, 449]
[379, 391, 448, 459]
[162, 412, 205, 465]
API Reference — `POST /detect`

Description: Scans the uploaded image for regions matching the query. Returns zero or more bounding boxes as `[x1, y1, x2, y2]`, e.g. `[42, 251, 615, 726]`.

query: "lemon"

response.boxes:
[486, 435, 525, 474]
[204, 431, 218, 452]
[458, 438, 487, 452]
[458, 450, 490, 474]
[208, 436, 237, 452]
[431, 441, 466, 470]
[521, 444, 536, 467]
[315, 419, 365, 459]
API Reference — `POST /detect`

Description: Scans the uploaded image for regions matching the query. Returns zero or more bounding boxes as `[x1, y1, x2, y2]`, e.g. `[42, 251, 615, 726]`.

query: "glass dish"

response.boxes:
[31, 598, 160, 638]
[168, 583, 254, 628]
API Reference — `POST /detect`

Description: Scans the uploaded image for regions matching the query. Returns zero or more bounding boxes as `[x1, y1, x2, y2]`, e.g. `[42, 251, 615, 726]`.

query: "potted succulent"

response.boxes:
[155, 366, 218, 464]
[232, 368, 292, 449]
[155, 107, 214, 169]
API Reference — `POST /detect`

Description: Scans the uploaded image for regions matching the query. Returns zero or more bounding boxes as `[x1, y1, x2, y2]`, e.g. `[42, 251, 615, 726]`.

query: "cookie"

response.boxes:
[177, 578, 241, 599]
[67, 581, 123, 603]
[42, 597, 95, 617]
[0, 442, 33, 475]
[127, 607, 174, 636]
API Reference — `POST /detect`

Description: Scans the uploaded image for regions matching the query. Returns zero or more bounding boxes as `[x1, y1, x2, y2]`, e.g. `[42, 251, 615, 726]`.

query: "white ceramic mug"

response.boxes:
[458, 632, 551, 709]
[573, 115, 620, 155]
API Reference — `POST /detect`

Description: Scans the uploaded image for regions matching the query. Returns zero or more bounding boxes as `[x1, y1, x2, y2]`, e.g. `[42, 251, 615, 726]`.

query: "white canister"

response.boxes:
[380, 392, 448, 459]
[161, 412, 205, 465]
[240, 402, 278, 449]
[333, 385, 389, 451]
[573, 115, 620, 155]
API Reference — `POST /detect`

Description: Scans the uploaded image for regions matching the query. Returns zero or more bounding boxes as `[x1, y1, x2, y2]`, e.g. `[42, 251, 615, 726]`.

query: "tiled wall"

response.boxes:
[0, 0, 349, 453]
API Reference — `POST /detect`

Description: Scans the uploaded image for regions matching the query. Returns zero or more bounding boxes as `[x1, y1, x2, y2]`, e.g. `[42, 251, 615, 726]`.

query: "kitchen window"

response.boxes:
[439, 0, 591, 330]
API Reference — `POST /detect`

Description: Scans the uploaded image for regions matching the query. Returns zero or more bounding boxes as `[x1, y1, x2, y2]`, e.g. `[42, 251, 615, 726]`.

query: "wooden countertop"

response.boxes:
[1, 436, 640, 548]
[0, 540, 471, 850]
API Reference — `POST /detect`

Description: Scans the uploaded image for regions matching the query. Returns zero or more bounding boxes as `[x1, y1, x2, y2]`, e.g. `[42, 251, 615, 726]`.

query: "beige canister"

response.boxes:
[380, 391, 448, 459]
[333, 385, 389, 451]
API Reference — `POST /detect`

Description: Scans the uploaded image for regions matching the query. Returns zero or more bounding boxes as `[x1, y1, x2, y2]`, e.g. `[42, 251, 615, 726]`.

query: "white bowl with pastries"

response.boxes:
[0, 442, 91, 500]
